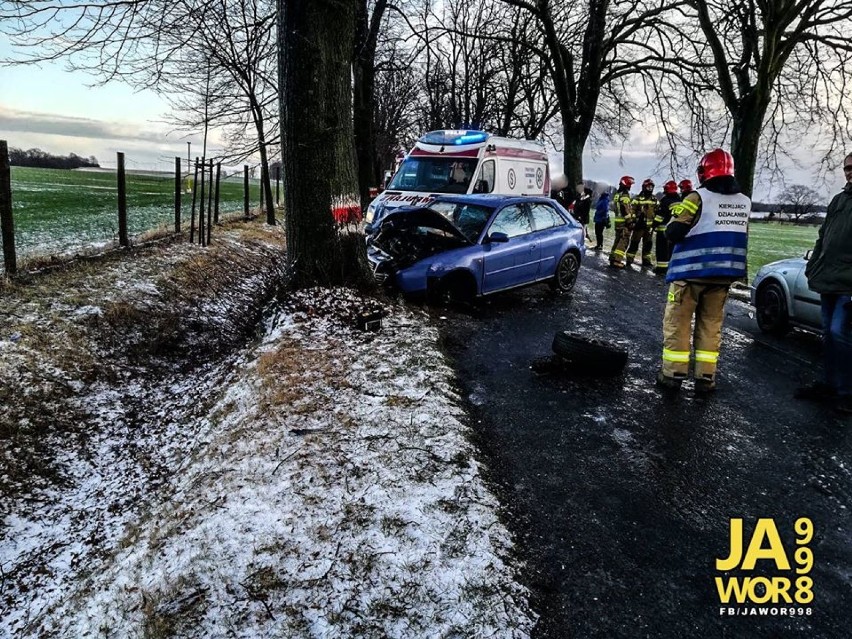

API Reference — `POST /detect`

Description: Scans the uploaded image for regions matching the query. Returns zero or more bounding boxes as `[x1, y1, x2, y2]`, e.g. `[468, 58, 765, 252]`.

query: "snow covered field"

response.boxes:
[0, 226, 535, 637]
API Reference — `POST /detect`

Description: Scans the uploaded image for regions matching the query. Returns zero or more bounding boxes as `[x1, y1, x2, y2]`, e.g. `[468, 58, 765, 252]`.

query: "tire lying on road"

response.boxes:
[551, 331, 628, 376]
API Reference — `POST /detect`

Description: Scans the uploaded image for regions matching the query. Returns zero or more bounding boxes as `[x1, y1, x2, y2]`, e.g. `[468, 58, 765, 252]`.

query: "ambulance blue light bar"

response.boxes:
[419, 130, 489, 146]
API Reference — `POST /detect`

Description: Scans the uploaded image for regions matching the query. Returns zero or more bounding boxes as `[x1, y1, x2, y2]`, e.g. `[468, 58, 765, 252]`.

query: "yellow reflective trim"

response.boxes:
[680, 199, 699, 213]
[663, 349, 690, 363]
[614, 217, 625, 222]
[695, 350, 719, 363]
[613, 250, 626, 257]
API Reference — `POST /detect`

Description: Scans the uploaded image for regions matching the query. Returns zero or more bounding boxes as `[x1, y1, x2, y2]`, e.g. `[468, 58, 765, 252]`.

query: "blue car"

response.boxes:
[367, 194, 585, 302]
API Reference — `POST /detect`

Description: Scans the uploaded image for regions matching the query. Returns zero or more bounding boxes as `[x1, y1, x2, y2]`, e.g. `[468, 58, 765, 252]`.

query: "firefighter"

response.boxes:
[625, 178, 658, 267]
[653, 180, 680, 275]
[609, 176, 635, 268]
[656, 149, 750, 393]
[678, 179, 693, 198]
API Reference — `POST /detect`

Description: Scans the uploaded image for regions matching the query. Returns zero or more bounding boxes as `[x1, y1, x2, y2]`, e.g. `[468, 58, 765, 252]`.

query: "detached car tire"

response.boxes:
[755, 280, 791, 336]
[550, 251, 580, 294]
[551, 331, 628, 376]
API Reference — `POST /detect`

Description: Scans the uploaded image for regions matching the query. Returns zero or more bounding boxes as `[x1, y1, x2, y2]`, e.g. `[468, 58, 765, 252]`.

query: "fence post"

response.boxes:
[275, 165, 280, 205]
[198, 156, 206, 246]
[0, 140, 16, 275]
[117, 152, 129, 247]
[190, 158, 199, 242]
[243, 165, 249, 218]
[174, 156, 181, 233]
[206, 159, 213, 245]
[214, 162, 221, 224]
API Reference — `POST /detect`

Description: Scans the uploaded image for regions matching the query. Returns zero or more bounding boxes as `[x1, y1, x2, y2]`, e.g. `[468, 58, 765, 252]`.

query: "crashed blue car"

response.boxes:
[367, 194, 585, 302]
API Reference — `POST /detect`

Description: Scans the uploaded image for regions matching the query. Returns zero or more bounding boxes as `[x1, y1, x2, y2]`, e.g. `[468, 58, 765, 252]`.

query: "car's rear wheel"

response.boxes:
[756, 280, 791, 336]
[550, 251, 580, 294]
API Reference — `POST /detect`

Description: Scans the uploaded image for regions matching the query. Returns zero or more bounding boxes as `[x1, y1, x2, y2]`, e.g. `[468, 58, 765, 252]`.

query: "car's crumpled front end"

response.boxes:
[367, 207, 472, 295]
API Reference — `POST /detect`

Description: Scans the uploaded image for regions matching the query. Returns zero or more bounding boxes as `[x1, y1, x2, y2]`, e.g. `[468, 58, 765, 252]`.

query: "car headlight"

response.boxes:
[365, 203, 377, 224]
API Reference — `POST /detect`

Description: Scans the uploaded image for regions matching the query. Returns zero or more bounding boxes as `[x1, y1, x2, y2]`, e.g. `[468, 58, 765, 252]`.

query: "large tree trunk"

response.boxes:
[561, 132, 584, 189]
[730, 98, 768, 198]
[279, 0, 365, 287]
[353, 57, 377, 209]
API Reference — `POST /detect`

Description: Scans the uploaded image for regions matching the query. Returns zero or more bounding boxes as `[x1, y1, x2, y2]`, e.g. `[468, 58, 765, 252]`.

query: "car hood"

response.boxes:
[370, 207, 473, 269]
[758, 256, 806, 273]
[376, 206, 471, 241]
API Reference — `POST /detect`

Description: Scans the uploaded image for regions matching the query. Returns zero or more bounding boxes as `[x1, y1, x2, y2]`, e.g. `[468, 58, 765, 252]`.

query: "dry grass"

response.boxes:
[255, 340, 352, 413]
[0, 219, 288, 514]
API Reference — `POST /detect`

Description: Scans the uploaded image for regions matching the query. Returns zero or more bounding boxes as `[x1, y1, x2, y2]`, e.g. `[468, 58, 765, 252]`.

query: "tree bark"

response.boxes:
[729, 91, 771, 198]
[353, 0, 387, 209]
[279, 0, 365, 287]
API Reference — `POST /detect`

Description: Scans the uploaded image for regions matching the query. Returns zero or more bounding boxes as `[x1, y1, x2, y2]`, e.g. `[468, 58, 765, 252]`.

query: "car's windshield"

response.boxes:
[387, 157, 479, 193]
[429, 202, 495, 242]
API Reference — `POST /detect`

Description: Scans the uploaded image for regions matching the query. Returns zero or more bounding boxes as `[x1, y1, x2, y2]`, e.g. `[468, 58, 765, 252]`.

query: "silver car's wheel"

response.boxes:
[756, 280, 791, 336]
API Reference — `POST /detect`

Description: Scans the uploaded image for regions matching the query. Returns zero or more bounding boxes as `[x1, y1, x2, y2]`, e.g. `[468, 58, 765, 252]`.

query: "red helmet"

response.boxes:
[697, 149, 734, 182]
[678, 179, 693, 192]
[663, 180, 678, 194]
[619, 175, 635, 188]
[641, 178, 655, 191]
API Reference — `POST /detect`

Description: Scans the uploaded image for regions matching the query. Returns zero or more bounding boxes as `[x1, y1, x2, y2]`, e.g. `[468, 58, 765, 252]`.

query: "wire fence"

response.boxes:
[1, 144, 277, 273]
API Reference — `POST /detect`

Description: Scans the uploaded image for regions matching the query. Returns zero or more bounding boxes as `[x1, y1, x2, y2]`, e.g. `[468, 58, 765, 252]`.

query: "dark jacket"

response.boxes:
[656, 193, 680, 231]
[573, 188, 592, 224]
[805, 183, 852, 294]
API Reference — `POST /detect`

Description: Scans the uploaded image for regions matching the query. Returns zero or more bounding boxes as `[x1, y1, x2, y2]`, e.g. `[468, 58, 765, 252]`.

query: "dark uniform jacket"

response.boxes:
[805, 183, 852, 294]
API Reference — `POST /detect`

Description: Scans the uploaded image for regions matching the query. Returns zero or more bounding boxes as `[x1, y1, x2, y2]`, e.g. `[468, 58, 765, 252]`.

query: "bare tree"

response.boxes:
[677, 0, 852, 196]
[1, 0, 280, 224]
[501, 0, 680, 186]
[779, 184, 821, 224]
[354, 0, 389, 208]
[280, 0, 367, 286]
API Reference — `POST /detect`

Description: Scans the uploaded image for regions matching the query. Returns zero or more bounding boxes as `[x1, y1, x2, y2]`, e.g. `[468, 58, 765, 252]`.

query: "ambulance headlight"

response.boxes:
[366, 203, 377, 224]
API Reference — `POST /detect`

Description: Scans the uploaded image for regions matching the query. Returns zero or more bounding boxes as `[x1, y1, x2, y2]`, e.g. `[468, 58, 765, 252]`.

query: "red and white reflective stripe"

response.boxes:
[488, 147, 548, 162]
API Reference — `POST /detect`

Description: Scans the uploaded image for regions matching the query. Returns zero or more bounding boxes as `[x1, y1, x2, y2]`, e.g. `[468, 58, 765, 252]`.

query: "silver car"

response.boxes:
[751, 251, 821, 335]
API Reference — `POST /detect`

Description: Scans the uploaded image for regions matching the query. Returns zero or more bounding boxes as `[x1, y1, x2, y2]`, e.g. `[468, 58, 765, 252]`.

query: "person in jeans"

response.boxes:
[593, 191, 611, 250]
[796, 152, 852, 414]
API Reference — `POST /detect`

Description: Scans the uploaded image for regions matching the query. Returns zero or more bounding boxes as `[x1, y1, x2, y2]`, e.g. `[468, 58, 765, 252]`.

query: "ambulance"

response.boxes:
[365, 129, 553, 231]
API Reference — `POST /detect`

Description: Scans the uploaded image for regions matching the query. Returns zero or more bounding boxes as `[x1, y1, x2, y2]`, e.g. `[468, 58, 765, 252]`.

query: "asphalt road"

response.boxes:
[436, 249, 851, 639]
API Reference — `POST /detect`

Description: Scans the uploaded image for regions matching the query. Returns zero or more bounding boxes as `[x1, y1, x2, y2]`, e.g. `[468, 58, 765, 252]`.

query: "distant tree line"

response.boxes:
[9, 147, 100, 170]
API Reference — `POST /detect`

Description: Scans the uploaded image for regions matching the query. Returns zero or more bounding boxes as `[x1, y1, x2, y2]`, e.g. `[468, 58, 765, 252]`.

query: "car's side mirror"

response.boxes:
[804, 249, 813, 261]
[488, 232, 509, 243]
[474, 180, 489, 194]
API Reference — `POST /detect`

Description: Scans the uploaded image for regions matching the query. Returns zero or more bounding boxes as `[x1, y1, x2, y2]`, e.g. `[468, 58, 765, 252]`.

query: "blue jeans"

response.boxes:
[821, 294, 852, 396]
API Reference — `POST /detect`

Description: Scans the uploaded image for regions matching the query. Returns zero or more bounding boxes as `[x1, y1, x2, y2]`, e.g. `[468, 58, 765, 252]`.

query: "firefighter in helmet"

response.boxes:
[609, 175, 635, 268]
[678, 179, 693, 198]
[653, 180, 680, 275]
[656, 149, 750, 393]
[625, 178, 658, 267]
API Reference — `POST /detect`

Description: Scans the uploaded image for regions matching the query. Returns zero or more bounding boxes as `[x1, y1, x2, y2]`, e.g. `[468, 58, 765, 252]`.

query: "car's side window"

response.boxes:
[529, 203, 566, 231]
[489, 205, 532, 238]
[474, 160, 495, 193]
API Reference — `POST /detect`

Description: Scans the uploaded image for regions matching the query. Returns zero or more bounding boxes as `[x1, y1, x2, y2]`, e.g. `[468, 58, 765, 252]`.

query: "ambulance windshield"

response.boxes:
[387, 157, 479, 193]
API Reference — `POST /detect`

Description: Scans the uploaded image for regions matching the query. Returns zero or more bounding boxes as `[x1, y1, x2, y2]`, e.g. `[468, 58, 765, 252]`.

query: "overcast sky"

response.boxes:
[0, 37, 845, 202]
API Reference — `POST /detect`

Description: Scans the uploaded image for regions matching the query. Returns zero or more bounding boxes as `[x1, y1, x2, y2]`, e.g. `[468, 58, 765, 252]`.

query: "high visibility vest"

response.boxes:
[666, 187, 749, 282]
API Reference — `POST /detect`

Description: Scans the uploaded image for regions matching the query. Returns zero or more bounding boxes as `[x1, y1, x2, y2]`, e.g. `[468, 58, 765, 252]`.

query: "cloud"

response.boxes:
[0, 106, 176, 144]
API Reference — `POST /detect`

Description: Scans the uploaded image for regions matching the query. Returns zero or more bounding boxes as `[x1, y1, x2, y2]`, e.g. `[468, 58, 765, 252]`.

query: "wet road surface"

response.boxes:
[436, 250, 852, 639]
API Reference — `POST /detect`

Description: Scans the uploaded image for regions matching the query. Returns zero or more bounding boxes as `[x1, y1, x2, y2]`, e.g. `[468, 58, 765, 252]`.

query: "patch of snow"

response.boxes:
[2, 284, 534, 637]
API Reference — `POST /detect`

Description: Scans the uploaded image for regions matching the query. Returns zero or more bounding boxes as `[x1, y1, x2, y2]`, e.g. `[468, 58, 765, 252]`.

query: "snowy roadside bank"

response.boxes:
[1, 230, 535, 637]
